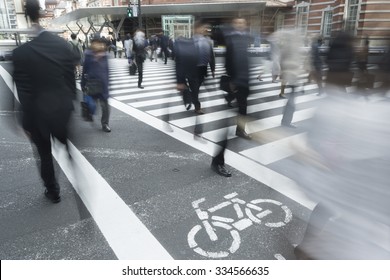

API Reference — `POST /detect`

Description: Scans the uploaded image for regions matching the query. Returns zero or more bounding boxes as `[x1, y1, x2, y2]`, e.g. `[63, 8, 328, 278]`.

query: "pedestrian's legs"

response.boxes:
[100, 98, 110, 126]
[281, 86, 296, 126]
[295, 203, 334, 259]
[235, 86, 249, 116]
[188, 78, 201, 111]
[30, 130, 59, 194]
[211, 118, 231, 176]
[163, 48, 168, 64]
[137, 61, 144, 88]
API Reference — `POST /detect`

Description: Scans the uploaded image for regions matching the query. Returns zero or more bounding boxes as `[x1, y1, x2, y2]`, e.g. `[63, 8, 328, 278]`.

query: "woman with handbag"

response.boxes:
[81, 34, 111, 132]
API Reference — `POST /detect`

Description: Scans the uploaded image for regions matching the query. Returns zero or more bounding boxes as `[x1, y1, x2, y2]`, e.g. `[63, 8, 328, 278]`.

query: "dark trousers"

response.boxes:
[235, 86, 250, 116]
[212, 138, 227, 166]
[281, 86, 296, 125]
[188, 78, 201, 110]
[29, 114, 70, 194]
[212, 85, 249, 165]
[162, 48, 169, 64]
[99, 98, 110, 126]
[198, 66, 208, 86]
[136, 61, 144, 86]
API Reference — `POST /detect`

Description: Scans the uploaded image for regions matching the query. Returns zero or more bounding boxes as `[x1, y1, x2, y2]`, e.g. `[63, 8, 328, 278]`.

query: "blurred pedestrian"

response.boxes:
[270, 29, 303, 128]
[110, 37, 117, 58]
[224, 17, 252, 139]
[325, 31, 354, 91]
[149, 34, 158, 62]
[194, 19, 216, 89]
[12, 0, 76, 203]
[116, 38, 124, 58]
[308, 36, 324, 96]
[290, 86, 390, 259]
[69, 33, 83, 79]
[81, 34, 111, 132]
[124, 33, 133, 64]
[159, 31, 170, 64]
[209, 17, 253, 178]
[133, 29, 148, 89]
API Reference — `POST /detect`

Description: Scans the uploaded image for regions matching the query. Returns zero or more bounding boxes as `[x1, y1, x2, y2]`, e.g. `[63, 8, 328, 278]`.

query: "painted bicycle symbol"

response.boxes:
[187, 192, 292, 258]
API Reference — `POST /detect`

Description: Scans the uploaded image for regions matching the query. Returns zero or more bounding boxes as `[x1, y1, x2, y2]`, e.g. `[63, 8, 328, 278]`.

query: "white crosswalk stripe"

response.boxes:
[108, 59, 321, 166]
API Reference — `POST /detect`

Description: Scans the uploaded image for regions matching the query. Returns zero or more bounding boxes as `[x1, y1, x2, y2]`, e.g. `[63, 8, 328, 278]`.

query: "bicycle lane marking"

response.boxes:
[186, 192, 293, 258]
[0, 65, 173, 260]
[109, 98, 316, 211]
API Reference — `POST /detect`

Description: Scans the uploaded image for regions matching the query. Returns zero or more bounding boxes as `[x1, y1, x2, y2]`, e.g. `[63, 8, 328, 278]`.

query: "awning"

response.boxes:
[50, 2, 272, 26]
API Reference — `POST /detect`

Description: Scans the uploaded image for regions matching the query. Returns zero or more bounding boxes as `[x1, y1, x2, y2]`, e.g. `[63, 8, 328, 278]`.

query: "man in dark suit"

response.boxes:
[12, 0, 75, 203]
[224, 17, 252, 140]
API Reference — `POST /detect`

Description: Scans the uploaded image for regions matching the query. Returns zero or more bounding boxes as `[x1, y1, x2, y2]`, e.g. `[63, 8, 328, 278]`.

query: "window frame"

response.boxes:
[296, 1, 310, 35]
[345, 0, 361, 34]
[320, 6, 333, 38]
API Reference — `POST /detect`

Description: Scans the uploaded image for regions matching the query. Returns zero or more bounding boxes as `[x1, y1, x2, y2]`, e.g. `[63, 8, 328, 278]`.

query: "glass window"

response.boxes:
[275, 13, 284, 30]
[321, 10, 333, 37]
[346, 0, 360, 33]
[296, 3, 309, 34]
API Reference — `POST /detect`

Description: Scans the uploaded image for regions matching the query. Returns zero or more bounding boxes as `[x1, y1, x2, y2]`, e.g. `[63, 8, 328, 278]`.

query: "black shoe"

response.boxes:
[84, 114, 93, 122]
[138, 85, 144, 89]
[102, 124, 111, 132]
[211, 163, 232, 177]
[235, 129, 252, 140]
[44, 190, 61, 203]
[281, 122, 297, 128]
[194, 109, 205, 115]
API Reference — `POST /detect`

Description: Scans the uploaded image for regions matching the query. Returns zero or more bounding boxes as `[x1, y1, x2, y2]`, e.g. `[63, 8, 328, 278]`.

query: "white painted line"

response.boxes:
[113, 88, 176, 100]
[274, 253, 286, 260]
[208, 201, 231, 213]
[240, 133, 307, 165]
[169, 92, 321, 128]
[146, 97, 226, 117]
[109, 99, 316, 210]
[134, 91, 224, 109]
[110, 78, 176, 89]
[201, 108, 316, 143]
[52, 142, 173, 260]
[232, 218, 253, 231]
[0, 65, 19, 102]
[212, 216, 235, 223]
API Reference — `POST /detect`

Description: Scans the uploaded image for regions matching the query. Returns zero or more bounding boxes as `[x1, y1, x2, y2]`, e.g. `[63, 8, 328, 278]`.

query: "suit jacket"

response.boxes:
[13, 30, 75, 135]
[81, 49, 109, 100]
[174, 37, 198, 84]
[224, 31, 251, 88]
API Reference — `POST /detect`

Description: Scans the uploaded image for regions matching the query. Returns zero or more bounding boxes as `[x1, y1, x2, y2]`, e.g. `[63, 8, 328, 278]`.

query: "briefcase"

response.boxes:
[219, 75, 231, 93]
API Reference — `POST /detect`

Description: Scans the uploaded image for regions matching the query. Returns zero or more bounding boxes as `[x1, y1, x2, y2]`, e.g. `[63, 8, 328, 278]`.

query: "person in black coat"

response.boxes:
[159, 32, 170, 64]
[224, 17, 252, 139]
[133, 29, 148, 89]
[210, 18, 253, 177]
[325, 31, 354, 91]
[12, 0, 76, 203]
[81, 34, 111, 132]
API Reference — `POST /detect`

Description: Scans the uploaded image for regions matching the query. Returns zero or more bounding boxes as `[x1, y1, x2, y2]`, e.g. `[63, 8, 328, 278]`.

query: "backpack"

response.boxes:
[70, 41, 82, 62]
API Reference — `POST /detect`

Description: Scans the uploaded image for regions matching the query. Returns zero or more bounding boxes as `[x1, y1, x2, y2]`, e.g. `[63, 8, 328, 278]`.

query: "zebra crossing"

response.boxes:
[108, 58, 321, 169]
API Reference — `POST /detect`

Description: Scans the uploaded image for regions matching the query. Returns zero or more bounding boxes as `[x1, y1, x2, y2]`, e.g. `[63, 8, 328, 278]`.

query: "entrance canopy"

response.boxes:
[50, 2, 269, 26]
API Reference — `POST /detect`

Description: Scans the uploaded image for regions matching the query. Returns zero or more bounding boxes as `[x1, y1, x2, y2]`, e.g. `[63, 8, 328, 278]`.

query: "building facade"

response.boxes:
[2, 0, 390, 46]
[0, 0, 18, 29]
[281, 0, 390, 46]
